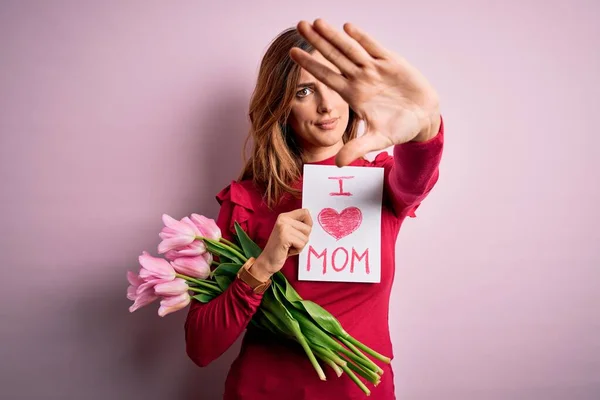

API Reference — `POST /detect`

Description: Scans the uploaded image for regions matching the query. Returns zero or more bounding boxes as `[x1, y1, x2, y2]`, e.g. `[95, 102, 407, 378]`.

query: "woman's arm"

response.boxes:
[383, 116, 444, 218]
[184, 197, 263, 367]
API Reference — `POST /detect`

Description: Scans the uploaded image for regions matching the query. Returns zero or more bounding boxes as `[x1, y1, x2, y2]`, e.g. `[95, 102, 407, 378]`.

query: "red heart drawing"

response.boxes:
[317, 207, 362, 240]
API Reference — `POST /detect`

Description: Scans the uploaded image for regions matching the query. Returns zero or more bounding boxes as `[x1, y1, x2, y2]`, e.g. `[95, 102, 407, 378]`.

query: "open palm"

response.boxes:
[290, 19, 441, 167]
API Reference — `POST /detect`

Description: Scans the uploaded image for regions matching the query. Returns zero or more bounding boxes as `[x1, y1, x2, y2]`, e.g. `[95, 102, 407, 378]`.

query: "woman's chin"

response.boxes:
[315, 130, 345, 145]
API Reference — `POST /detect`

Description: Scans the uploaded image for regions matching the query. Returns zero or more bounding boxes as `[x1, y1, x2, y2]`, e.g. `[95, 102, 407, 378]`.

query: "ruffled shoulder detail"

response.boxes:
[215, 180, 258, 238]
[372, 150, 392, 166]
[216, 180, 256, 209]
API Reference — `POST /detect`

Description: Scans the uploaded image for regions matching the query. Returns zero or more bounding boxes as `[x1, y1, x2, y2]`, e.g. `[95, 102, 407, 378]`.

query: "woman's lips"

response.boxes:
[315, 118, 339, 130]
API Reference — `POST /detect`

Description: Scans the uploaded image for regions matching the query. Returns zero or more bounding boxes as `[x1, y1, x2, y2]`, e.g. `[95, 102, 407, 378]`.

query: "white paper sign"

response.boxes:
[298, 164, 383, 283]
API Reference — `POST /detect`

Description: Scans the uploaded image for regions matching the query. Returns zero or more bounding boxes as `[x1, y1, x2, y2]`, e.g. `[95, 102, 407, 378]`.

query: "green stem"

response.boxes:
[194, 235, 245, 259]
[176, 273, 221, 292]
[188, 287, 210, 294]
[204, 238, 248, 262]
[338, 335, 365, 359]
[311, 346, 344, 377]
[344, 334, 391, 364]
[338, 335, 383, 374]
[339, 347, 382, 375]
[294, 330, 326, 381]
[295, 322, 377, 376]
[316, 345, 379, 386]
[339, 363, 370, 396]
[345, 357, 381, 386]
[220, 238, 243, 253]
[227, 248, 248, 262]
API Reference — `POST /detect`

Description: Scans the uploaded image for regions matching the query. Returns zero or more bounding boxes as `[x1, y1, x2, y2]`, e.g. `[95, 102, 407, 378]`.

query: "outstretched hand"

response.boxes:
[290, 19, 441, 167]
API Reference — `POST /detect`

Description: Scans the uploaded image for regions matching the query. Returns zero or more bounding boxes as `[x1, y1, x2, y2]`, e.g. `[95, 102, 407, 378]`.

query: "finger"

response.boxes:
[312, 19, 371, 67]
[289, 232, 308, 255]
[334, 133, 390, 167]
[343, 22, 389, 60]
[296, 20, 361, 77]
[289, 230, 309, 246]
[288, 248, 301, 257]
[288, 232, 308, 256]
[287, 218, 312, 236]
[288, 208, 313, 227]
[289, 47, 347, 94]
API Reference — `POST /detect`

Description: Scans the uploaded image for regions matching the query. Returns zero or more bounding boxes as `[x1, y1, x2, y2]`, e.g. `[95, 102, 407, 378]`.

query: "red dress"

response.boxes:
[185, 120, 444, 399]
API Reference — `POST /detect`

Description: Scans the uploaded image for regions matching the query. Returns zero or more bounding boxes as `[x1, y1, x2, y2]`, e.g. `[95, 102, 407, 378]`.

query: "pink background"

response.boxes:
[1, 1, 598, 399]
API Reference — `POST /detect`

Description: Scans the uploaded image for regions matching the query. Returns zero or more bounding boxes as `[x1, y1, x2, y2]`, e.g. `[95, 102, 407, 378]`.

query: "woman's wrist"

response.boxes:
[411, 112, 441, 143]
[248, 256, 275, 282]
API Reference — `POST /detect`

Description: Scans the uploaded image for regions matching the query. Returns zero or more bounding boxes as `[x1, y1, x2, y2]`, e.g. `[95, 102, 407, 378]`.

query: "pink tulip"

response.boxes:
[127, 270, 164, 298]
[181, 216, 202, 235]
[126, 271, 144, 301]
[157, 214, 199, 254]
[154, 278, 189, 296]
[127, 270, 159, 312]
[138, 251, 176, 281]
[129, 290, 159, 313]
[164, 240, 206, 260]
[158, 292, 191, 317]
[159, 216, 202, 240]
[136, 277, 168, 295]
[190, 213, 222, 240]
[171, 253, 211, 279]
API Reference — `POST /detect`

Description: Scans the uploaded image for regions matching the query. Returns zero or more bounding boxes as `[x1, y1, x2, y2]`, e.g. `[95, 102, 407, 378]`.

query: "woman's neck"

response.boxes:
[301, 142, 344, 164]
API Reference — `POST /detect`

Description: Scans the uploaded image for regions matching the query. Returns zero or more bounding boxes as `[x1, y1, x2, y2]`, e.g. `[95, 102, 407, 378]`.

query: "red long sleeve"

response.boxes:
[184, 190, 264, 368]
[379, 116, 444, 218]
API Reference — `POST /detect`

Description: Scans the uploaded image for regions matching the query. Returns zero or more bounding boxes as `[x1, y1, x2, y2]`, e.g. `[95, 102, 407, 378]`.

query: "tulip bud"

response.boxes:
[158, 293, 191, 317]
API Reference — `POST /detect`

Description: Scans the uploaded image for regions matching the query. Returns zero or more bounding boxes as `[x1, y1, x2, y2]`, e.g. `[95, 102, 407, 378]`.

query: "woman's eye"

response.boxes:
[296, 87, 313, 98]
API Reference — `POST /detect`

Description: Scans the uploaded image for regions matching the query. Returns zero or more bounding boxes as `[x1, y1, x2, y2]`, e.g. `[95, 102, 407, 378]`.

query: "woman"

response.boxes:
[184, 19, 444, 399]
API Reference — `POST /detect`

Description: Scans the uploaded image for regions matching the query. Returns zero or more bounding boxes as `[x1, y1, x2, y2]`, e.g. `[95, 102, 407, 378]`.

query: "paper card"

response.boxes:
[298, 164, 383, 283]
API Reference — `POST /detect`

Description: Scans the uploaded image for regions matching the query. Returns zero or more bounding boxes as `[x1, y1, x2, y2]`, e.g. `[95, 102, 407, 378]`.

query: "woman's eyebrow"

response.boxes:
[296, 82, 316, 88]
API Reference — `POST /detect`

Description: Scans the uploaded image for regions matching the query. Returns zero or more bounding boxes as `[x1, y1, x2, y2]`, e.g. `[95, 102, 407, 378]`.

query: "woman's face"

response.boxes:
[287, 51, 350, 161]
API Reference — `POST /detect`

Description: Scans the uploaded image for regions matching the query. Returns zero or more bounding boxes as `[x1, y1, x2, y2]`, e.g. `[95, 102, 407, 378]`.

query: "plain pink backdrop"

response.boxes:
[1, 1, 598, 399]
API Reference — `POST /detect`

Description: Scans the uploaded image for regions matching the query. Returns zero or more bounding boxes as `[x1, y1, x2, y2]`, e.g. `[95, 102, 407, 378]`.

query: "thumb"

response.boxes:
[334, 133, 389, 167]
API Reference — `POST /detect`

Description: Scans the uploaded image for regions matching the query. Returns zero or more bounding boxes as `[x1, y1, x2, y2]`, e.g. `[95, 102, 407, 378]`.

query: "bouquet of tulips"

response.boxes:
[127, 213, 391, 396]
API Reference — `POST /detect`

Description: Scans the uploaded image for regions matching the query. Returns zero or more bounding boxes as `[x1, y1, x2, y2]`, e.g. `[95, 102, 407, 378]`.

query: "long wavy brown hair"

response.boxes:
[238, 27, 362, 209]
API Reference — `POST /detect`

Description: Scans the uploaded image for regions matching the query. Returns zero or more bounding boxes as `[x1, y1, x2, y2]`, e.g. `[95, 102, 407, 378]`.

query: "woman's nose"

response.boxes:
[317, 87, 335, 114]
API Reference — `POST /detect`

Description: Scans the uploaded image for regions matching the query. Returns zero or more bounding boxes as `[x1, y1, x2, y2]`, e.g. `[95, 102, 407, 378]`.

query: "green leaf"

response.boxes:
[212, 263, 242, 278]
[214, 275, 233, 291]
[286, 303, 381, 379]
[285, 302, 341, 352]
[192, 293, 215, 303]
[261, 290, 299, 333]
[272, 272, 389, 365]
[282, 271, 390, 369]
[234, 221, 262, 259]
[272, 273, 347, 339]
[216, 254, 235, 264]
[251, 310, 281, 336]
[297, 300, 345, 336]
[271, 272, 303, 302]
[255, 307, 294, 339]
[260, 289, 326, 381]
